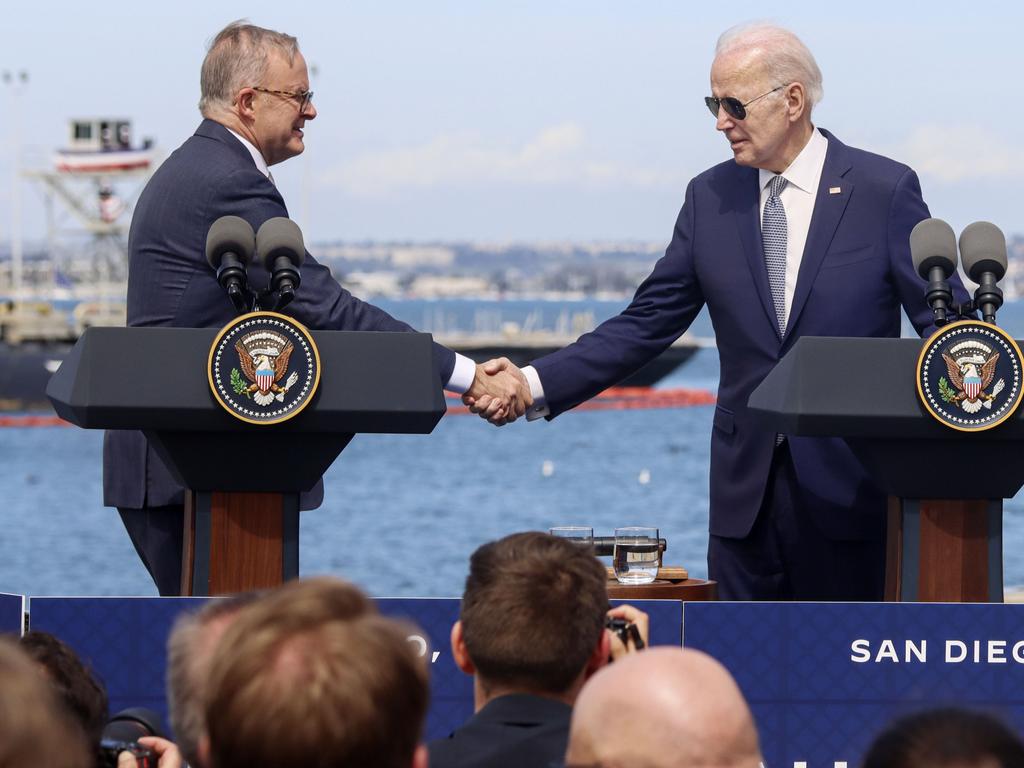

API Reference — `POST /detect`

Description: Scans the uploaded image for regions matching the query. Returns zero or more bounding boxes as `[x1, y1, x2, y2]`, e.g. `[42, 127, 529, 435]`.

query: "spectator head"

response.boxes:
[166, 592, 261, 767]
[862, 707, 1024, 768]
[202, 577, 428, 768]
[0, 637, 91, 768]
[453, 531, 610, 704]
[18, 630, 109, 751]
[565, 647, 761, 768]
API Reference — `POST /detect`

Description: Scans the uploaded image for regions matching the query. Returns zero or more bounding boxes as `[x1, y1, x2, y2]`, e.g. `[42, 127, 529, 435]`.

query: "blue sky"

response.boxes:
[2, 1, 1022, 243]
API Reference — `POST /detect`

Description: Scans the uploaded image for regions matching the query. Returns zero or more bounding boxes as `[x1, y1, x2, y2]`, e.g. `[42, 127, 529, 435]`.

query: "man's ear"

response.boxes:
[586, 630, 613, 676]
[450, 621, 476, 675]
[236, 88, 256, 118]
[412, 743, 429, 768]
[786, 82, 807, 122]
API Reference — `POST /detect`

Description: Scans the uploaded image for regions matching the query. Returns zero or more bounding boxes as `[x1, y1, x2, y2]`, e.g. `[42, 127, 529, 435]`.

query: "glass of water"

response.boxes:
[550, 526, 594, 547]
[613, 526, 659, 584]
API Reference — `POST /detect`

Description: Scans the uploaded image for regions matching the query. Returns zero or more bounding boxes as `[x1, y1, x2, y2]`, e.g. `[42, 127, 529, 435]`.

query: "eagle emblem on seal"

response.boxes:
[940, 339, 1005, 414]
[232, 330, 300, 406]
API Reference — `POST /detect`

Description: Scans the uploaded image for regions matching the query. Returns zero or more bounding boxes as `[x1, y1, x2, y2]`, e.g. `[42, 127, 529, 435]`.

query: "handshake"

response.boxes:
[462, 358, 533, 426]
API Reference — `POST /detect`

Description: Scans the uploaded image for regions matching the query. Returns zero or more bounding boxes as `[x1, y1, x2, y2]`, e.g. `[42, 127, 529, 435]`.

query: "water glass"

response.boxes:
[613, 526, 659, 584]
[549, 526, 594, 547]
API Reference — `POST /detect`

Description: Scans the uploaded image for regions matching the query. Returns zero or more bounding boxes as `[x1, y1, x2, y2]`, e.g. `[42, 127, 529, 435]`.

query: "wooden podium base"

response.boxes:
[181, 491, 299, 596]
[885, 497, 1003, 603]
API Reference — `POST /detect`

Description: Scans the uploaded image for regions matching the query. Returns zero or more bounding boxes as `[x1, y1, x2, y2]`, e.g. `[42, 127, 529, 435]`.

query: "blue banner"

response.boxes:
[0, 592, 24, 636]
[29, 596, 681, 741]
[683, 602, 1024, 768]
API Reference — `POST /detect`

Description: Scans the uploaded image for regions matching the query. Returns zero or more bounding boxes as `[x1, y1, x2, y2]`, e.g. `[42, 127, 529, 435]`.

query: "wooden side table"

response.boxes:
[607, 578, 717, 601]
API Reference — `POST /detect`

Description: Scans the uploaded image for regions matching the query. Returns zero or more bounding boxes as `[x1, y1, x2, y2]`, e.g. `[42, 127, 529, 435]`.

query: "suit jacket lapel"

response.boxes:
[784, 131, 854, 340]
[734, 166, 781, 334]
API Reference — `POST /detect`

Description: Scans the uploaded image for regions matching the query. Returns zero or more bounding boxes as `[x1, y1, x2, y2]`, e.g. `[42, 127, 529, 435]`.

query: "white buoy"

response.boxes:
[638, 469, 651, 485]
[541, 460, 555, 477]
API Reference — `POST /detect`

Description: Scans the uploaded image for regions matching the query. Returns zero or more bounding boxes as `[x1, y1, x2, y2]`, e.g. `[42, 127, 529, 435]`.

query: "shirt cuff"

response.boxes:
[521, 365, 550, 421]
[444, 353, 476, 394]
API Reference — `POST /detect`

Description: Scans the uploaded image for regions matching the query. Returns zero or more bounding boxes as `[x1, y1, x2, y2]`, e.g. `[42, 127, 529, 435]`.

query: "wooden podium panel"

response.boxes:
[885, 497, 1002, 602]
[182, 491, 299, 596]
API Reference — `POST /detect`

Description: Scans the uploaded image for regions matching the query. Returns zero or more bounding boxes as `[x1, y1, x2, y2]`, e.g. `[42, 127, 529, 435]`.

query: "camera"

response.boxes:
[97, 739, 155, 768]
[605, 616, 645, 650]
[97, 707, 164, 768]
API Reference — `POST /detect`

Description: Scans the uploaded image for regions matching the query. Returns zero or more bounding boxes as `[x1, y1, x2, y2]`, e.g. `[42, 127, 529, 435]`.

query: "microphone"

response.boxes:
[910, 218, 958, 326]
[256, 217, 305, 311]
[206, 216, 256, 314]
[959, 221, 1007, 324]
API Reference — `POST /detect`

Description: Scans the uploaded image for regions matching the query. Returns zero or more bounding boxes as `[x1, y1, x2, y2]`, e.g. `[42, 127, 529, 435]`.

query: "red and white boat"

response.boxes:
[53, 118, 155, 174]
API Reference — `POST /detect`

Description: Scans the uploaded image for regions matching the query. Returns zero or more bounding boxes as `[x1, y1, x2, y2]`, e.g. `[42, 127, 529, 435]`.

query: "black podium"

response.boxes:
[748, 336, 1024, 603]
[47, 327, 445, 596]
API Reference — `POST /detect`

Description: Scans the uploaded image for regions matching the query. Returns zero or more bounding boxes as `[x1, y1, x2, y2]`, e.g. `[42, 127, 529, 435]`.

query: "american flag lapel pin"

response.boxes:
[829, 186, 842, 195]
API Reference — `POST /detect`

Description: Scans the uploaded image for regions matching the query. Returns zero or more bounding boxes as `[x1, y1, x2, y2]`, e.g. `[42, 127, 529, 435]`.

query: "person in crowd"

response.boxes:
[430, 531, 648, 768]
[18, 630, 109, 759]
[466, 21, 970, 601]
[861, 707, 1024, 768]
[564, 647, 762, 768]
[200, 577, 426, 768]
[104, 19, 528, 596]
[163, 593, 262, 768]
[0, 637, 91, 768]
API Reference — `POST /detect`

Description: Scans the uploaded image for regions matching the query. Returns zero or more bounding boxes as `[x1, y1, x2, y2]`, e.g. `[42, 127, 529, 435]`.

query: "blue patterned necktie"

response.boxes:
[763, 174, 788, 334]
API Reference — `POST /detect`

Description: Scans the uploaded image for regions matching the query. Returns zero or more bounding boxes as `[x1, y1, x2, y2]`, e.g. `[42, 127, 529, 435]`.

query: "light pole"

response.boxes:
[3, 69, 28, 300]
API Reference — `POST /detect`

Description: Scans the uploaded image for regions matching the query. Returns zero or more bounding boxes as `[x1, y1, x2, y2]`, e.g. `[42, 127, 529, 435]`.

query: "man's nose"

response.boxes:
[715, 104, 733, 131]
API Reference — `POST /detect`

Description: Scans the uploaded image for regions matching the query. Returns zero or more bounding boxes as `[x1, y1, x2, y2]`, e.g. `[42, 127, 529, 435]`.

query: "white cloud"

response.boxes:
[319, 122, 686, 196]
[896, 123, 1024, 183]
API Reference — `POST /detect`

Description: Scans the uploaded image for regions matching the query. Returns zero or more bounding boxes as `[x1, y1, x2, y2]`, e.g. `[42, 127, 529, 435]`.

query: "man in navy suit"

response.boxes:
[468, 23, 967, 601]
[104, 21, 530, 595]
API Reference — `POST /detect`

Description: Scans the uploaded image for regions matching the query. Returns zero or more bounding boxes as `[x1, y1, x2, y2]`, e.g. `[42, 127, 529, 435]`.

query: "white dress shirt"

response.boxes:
[223, 126, 475, 393]
[757, 126, 828, 330]
[523, 127, 829, 420]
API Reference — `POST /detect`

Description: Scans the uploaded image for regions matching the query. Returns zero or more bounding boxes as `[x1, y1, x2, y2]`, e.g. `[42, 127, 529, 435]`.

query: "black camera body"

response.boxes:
[97, 738, 155, 768]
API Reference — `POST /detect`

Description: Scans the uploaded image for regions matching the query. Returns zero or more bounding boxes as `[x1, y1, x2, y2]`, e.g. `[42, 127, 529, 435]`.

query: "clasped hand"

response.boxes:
[462, 357, 532, 426]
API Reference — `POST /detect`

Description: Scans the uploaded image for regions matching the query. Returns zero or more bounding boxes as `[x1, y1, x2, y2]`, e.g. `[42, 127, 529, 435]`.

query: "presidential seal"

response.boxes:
[916, 320, 1023, 432]
[208, 311, 320, 425]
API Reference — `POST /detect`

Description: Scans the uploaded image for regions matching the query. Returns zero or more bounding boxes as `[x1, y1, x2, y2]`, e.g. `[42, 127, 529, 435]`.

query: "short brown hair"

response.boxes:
[166, 592, 261, 767]
[863, 708, 1024, 768]
[199, 20, 300, 115]
[0, 638, 91, 768]
[460, 531, 608, 694]
[204, 577, 428, 768]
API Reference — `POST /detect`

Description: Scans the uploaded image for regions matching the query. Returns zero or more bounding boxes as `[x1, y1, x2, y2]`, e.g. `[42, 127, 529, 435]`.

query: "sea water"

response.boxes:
[4, 299, 1024, 597]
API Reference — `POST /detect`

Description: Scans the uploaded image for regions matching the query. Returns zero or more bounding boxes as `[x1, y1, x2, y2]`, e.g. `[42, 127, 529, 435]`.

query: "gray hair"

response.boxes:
[199, 20, 300, 116]
[166, 593, 260, 767]
[715, 22, 824, 110]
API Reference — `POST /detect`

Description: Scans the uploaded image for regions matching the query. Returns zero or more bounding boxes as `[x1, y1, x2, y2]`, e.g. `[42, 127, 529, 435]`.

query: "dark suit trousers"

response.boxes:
[118, 505, 184, 596]
[708, 442, 886, 601]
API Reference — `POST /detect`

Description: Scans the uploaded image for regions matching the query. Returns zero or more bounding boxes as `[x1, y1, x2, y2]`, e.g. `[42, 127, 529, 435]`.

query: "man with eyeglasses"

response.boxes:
[104, 21, 528, 595]
[467, 22, 970, 602]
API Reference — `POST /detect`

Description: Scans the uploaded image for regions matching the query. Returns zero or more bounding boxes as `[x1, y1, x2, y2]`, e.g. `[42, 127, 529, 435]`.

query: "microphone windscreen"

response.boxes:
[959, 221, 1007, 281]
[910, 218, 957, 279]
[206, 216, 255, 269]
[256, 217, 306, 270]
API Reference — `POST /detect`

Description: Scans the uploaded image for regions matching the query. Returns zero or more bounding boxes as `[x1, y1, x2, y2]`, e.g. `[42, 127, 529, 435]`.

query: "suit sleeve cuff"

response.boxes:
[522, 365, 550, 421]
[444, 353, 476, 394]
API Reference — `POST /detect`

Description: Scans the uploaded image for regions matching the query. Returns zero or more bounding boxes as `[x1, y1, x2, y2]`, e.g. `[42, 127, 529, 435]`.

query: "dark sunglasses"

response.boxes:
[705, 84, 785, 120]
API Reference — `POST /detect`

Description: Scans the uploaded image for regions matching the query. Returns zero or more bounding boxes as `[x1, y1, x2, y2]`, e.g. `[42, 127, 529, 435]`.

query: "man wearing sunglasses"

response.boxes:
[104, 21, 527, 595]
[469, 22, 969, 602]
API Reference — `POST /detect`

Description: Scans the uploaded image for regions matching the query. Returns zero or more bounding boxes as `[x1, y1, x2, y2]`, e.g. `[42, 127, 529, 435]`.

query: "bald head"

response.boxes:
[565, 648, 761, 768]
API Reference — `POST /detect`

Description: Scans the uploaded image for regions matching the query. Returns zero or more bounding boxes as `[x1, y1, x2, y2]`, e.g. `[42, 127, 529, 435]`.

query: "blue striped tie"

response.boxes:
[763, 174, 788, 334]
